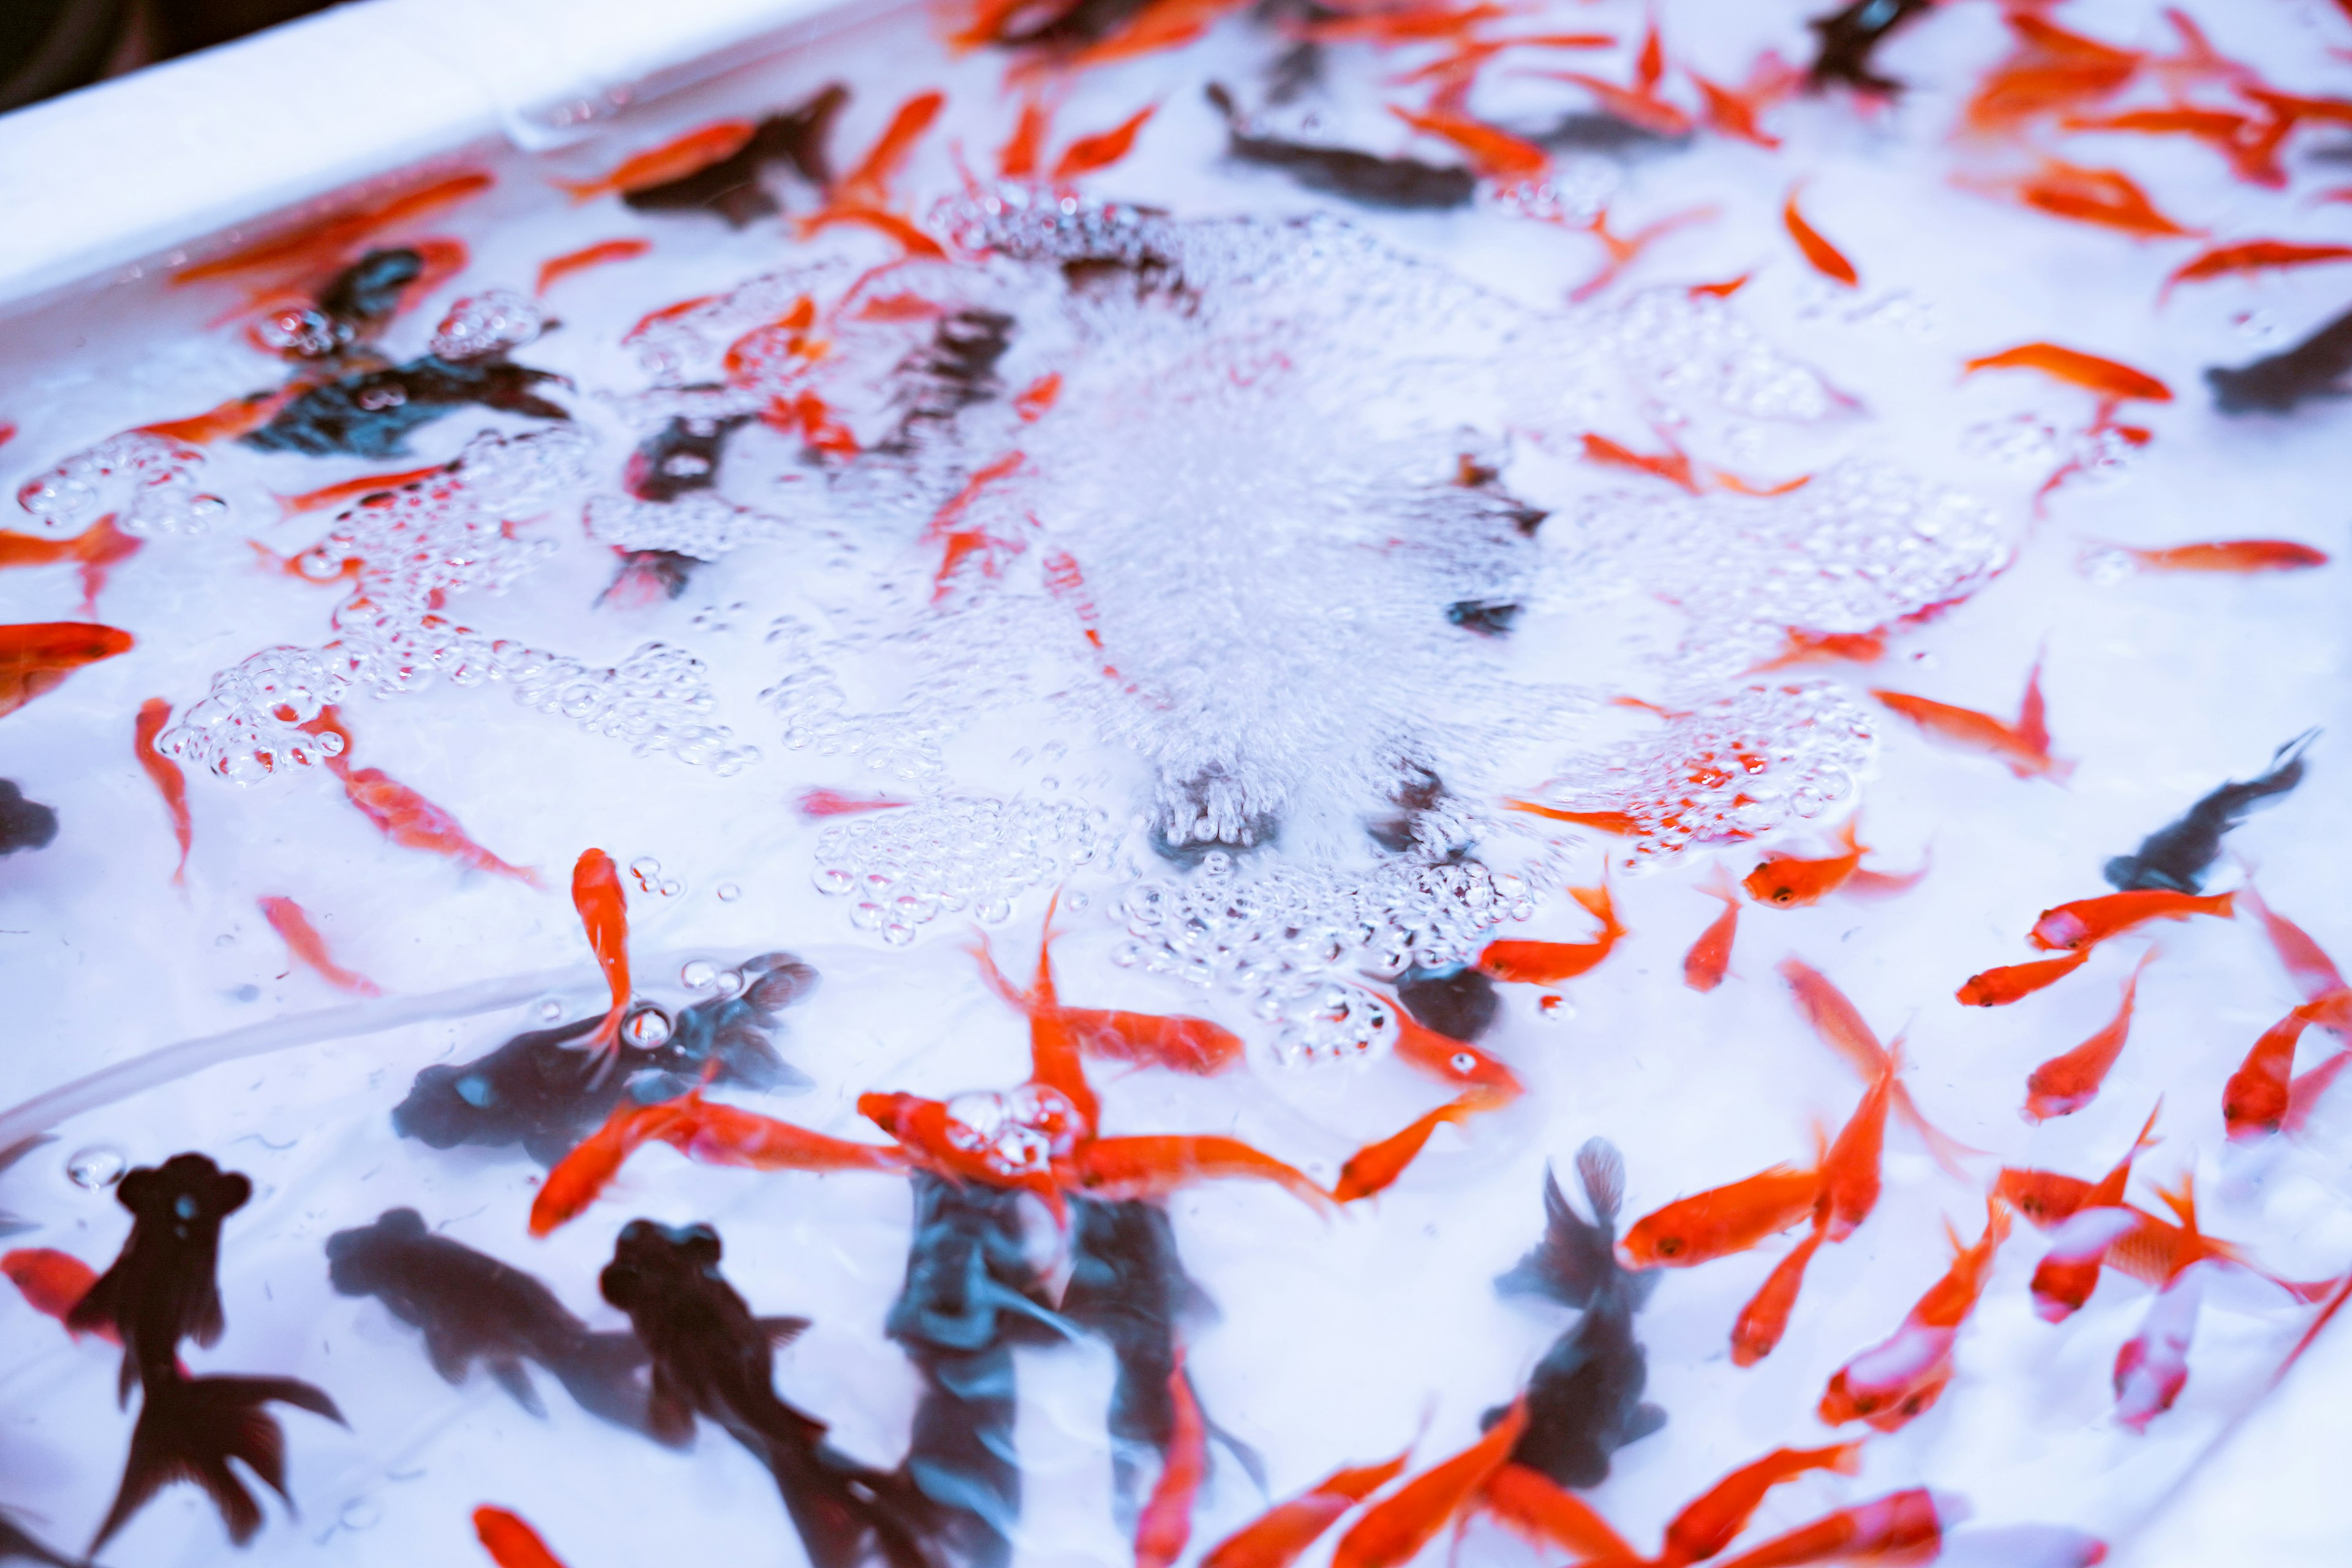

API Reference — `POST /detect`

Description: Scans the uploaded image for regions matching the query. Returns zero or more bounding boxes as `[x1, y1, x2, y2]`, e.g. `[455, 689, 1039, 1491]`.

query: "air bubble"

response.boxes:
[976, 897, 1013, 924]
[66, 1146, 126, 1188]
[714, 969, 745, 997]
[717, 882, 743, 901]
[661, 880, 683, 897]
[622, 1008, 673, 1047]
[883, 922, 918, 946]
[814, 869, 853, 895]
[538, 1000, 564, 1022]
[1538, 995, 1574, 1021]
[851, 902, 886, 930]
[681, 960, 718, 989]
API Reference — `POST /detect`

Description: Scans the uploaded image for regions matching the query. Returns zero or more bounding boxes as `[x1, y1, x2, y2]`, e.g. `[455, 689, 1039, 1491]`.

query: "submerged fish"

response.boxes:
[0, 622, 135, 720]
[622, 85, 850, 226]
[2208, 303, 2352, 415]
[1204, 84, 1474, 209]
[601, 1219, 941, 1568]
[1487, 1140, 1663, 1488]
[326, 1207, 725, 1440]
[0, 780, 58, 855]
[1806, 0, 1936, 95]
[2103, 729, 2315, 893]
[393, 953, 818, 1163]
[69, 1154, 343, 1552]
[243, 356, 568, 458]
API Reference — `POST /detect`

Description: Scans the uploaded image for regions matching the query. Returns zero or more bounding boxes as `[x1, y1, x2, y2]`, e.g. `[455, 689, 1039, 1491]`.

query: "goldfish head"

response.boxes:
[1742, 857, 1817, 907]
[1618, 1213, 1691, 1267]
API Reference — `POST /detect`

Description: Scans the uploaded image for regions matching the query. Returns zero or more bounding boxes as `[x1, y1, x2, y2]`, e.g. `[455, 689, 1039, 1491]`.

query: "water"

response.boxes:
[1, 1, 2350, 1564]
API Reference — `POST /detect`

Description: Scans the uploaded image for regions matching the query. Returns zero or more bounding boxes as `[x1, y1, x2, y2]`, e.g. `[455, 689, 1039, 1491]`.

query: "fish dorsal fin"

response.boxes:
[1577, 1138, 1626, 1226]
[2154, 1172, 2198, 1234]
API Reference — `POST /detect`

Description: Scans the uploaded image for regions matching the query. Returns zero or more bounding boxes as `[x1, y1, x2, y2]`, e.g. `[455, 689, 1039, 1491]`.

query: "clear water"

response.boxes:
[2, 1, 2350, 1564]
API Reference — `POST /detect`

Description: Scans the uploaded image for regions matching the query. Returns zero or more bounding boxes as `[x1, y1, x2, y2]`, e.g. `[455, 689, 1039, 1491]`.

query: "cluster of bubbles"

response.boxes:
[427, 289, 544, 362]
[1604, 287, 1843, 423]
[15, 431, 227, 536]
[1525, 682, 1877, 867]
[162, 427, 760, 778]
[763, 616, 951, 783]
[1115, 849, 1538, 1040]
[810, 794, 1113, 944]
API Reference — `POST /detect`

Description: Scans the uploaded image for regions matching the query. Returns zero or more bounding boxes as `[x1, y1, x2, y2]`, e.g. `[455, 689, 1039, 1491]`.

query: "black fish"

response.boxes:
[882, 310, 1016, 453]
[0, 1508, 78, 1568]
[990, 0, 1153, 50]
[243, 356, 570, 458]
[624, 85, 850, 227]
[1368, 763, 1447, 854]
[70, 1154, 344, 1553]
[319, 249, 426, 337]
[0, 780, 58, 856]
[1805, 0, 1936, 95]
[1485, 1140, 1663, 1489]
[394, 955, 816, 1164]
[624, 412, 751, 503]
[328, 1207, 726, 1441]
[1528, 111, 1690, 156]
[2209, 303, 2352, 415]
[1448, 600, 1521, 636]
[1396, 965, 1499, 1042]
[886, 1175, 1069, 1568]
[598, 549, 704, 606]
[1205, 84, 1475, 210]
[601, 1219, 940, 1568]
[2105, 730, 2318, 894]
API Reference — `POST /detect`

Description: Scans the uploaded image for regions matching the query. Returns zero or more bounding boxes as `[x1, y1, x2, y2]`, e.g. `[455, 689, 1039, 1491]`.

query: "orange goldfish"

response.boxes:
[1691, 68, 1785, 151]
[1782, 189, 1858, 285]
[2, 1246, 110, 1341]
[0, 516, 140, 614]
[0, 621, 134, 718]
[1389, 107, 1550, 184]
[1712, 1488, 1951, 1568]
[530, 1099, 687, 1236]
[1070, 1135, 1335, 1215]
[473, 1506, 571, 1568]
[1477, 880, 1624, 984]
[1202, 1453, 1409, 1568]
[336, 765, 537, 882]
[134, 698, 192, 884]
[1682, 866, 1741, 992]
[1330, 1401, 1526, 1568]
[274, 462, 447, 519]
[793, 788, 908, 818]
[571, 848, 631, 1051]
[1957, 947, 2093, 1006]
[1730, 1221, 1826, 1368]
[1580, 430, 1701, 493]
[1871, 657, 2073, 781]
[1751, 628, 1885, 671]
[2224, 1011, 2313, 1142]
[1964, 342, 2172, 403]
[2022, 950, 2154, 1120]
[1657, 1442, 1866, 1566]
[2029, 888, 2234, 951]
[1014, 373, 1061, 421]
[830, 91, 946, 212]
[1479, 1464, 1638, 1561]
[1781, 958, 1973, 1177]
[1504, 799, 1640, 835]
[1743, 816, 1923, 907]
[975, 905, 1243, 1088]
[1621, 1165, 1822, 1268]
[2163, 239, 2352, 296]
[1568, 204, 1719, 303]
[533, 238, 652, 296]
[1389, 1007, 1525, 1100]
[1332, 1093, 1499, 1202]
[1056, 105, 1158, 179]
[2096, 538, 2328, 574]
[137, 385, 307, 445]
[2015, 159, 2199, 238]
[556, 121, 759, 202]
[173, 172, 493, 285]
[1819, 1199, 2009, 1431]
[1134, 1353, 1207, 1568]
[259, 895, 381, 997]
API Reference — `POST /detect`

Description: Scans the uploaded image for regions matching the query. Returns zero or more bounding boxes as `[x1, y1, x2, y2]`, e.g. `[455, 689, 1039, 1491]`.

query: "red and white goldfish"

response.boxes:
[2029, 889, 2234, 951]
[1743, 816, 1923, 907]
[2114, 1267, 2203, 1431]
[0, 621, 134, 719]
[1872, 657, 2072, 781]
[2023, 951, 2155, 1121]
[1712, 1488, 1953, 1568]
[1200, 1450, 1411, 1568]
[1819, 1198, 2010, 1431]
[1478, 880, 1625, 985]
[134, 698, 192, 885]
[259, 895, 380, 997]
[2023, 1104, 2162, 1321]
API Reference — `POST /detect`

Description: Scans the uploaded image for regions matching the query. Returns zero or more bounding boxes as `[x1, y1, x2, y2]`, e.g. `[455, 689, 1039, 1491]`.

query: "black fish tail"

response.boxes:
[755, 1425, 943, 1568]
[91, 1374, 345, 1552]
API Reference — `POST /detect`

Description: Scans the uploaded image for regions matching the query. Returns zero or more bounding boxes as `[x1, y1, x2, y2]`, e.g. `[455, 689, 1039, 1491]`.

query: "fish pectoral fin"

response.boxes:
[490, 1358, 546, 1417]
[1627, 1402, 1668, 1441]
[758, 1314, 815, 1348]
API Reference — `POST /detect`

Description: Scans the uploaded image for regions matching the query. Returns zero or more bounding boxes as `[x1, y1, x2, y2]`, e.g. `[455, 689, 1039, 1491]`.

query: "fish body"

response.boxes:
[1071, 1134, 1333, 1214]
[1659, 1442, 1865, 1566]
[3, 1246, 110, 1340]
[1783, 189, 1858, 285]
[2026, 1104, 2162, 1319]
[1958, 947, 2092, 1006]
[258, 895, 380, 996]
[0, 622, 134, 719]
[2029, 889, 2234, 951]
[2114, 1267, 2203, 1431]
[1622, 1165, 1820, 1267]
[2165, 241, 2352, 295]
[1965, 342, 2171, 402]
[625, 86, 848, 226]
[2104, 729, 2315, 894]
[1477, 881, 1624, 984]
[1204, 84, 1474, 209]
[0, 780, 57, 855]
[326, 1208, 681, 1438]
[0, 514, 140, 612]
[2208, 303, 2352, 415]
[1805, 0, 1936, 94]
[1133, 1354, 1207, 1568]
[1491, 1144, 1663, 1488]
[1333, 1093, 1495, 1203]
[2224, 1011, 2310, 1140]
[134, 698, 192, 883]
[1730, 1223, 1826, 1368]
[1711, 1488, 1948, 1568]
[1478, 1463, 1637, 1561]
[242, 356, 568, 458]
[2022, 952, 2152, 1120]
[2106, 538, 2328, 574]
[1873, 661, 2071, 780]
[1819, 1200, 2008, 1431]
[338, 765, 535, 881]
[475, 1506, 570, 1568]
[534, 238, 653, 295]
[172, 172, 492, 285]
[1331, 1401, 1526, 1568]
[1200, 1453, 1411, 1568]
[572, 848, 633, 1051]
[559, 120, 762, 202]
[1682, 869, 1741, 991]
[1063, 1199, 1227, 1507]
[600, 1220, 939, 1568]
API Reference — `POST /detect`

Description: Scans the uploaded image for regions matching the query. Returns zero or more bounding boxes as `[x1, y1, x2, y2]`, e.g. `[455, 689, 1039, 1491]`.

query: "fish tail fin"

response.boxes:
[1567, 877, 1615, 929]
[2263, 726, 2321, 782]
[1890, 1082, 1981, 1180]
[92, 1373, 344, 1553]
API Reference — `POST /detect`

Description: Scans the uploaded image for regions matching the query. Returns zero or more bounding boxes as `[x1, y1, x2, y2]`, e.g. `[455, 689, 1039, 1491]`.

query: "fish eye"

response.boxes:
[1450, 1051, 1478, 1073]
[1656, 1236, 1682, 1257]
